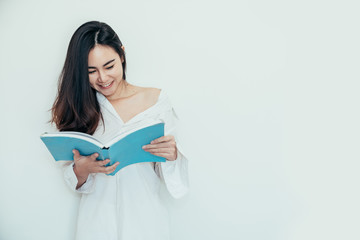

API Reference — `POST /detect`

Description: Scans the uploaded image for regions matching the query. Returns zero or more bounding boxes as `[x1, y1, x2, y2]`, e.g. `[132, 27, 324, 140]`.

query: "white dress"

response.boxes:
[60, 90, 189, 240]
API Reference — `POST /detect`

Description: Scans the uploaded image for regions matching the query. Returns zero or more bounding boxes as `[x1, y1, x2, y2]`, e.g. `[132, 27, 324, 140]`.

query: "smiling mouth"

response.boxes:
[99, 81, 114, 89]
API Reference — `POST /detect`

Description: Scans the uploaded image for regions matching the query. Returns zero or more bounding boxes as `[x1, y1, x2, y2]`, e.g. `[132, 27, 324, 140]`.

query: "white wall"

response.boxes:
[1, 0, 359, 239]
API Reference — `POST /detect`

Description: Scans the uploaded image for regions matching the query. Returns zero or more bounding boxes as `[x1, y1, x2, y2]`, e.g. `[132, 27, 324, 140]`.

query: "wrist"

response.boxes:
[73, 163, 89, 179]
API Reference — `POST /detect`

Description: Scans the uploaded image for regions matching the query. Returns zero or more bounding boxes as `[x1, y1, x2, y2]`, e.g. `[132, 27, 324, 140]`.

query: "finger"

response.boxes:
[90, 152, 99, 161]
[148, 152, 172, 159]
[105, 166, 118, 174]
[100, 162, 120, 174]
[143, 143, 170, 149]
[144, 148, 171, 153]
[151, 135, 174, 144]
[72, 149, 81, 160]
[97, 159, 111, 167]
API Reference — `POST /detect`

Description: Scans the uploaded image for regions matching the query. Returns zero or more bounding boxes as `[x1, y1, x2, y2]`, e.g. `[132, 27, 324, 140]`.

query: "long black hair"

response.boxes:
[51, 21, 127, 134]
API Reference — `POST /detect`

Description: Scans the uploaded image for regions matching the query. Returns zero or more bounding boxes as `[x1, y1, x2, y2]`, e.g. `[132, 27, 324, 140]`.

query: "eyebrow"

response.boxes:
[88, 59, 115, 69]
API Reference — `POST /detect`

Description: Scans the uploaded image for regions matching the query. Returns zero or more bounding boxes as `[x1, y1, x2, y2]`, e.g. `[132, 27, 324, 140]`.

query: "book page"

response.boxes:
[105, 120, 163, 147]
[41, 131, 104, 148]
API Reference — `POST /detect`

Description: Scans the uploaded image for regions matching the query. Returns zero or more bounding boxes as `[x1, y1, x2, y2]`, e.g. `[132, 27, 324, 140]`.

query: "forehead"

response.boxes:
[88, 45, 119, 65]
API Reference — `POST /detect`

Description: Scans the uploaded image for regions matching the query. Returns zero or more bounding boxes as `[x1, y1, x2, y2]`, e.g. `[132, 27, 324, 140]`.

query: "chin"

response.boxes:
[99, 89, 115, 96]
[96, 79, 122, 96]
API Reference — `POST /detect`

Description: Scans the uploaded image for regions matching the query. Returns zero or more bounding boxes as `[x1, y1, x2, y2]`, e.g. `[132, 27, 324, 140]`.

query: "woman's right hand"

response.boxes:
[72, 149, 120, 189]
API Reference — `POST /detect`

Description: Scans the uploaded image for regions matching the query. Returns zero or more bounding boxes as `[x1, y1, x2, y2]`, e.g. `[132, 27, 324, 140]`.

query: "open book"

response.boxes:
[40, 123, 166, 176]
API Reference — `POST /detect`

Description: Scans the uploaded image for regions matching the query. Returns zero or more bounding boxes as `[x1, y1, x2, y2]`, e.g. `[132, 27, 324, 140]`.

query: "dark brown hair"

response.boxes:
[50, 21, 127, 134]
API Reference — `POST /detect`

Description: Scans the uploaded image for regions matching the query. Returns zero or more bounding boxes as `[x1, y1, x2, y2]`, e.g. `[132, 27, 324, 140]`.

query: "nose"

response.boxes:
[97, 69, 108, 83]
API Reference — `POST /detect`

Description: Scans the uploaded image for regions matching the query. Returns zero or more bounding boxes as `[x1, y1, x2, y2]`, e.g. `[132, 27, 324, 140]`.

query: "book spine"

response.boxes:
[98, 148, 110, 165]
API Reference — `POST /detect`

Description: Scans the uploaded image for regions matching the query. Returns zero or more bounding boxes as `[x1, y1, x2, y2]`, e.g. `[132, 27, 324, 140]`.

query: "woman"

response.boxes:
[51, 21, 189, 240]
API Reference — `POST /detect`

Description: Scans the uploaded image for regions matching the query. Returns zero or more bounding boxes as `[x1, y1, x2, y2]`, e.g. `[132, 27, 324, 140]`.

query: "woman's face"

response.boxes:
[88, 44, 124, 98]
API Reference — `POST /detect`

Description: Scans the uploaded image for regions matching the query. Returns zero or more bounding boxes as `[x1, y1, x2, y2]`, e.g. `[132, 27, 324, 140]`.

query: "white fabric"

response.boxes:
[60, 90, 189, 240]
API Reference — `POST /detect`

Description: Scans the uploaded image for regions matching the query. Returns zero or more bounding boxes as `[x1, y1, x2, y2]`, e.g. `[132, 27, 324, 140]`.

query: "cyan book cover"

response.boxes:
[40, 123, 166, 176]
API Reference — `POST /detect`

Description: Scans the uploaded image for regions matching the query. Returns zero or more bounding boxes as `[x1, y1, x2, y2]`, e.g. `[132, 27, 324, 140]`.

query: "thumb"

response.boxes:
[72, 149, 80, 160]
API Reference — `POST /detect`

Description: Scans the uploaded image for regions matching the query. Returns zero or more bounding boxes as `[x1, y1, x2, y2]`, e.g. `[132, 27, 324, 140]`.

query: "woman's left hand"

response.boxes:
[142, 135, 177, 161]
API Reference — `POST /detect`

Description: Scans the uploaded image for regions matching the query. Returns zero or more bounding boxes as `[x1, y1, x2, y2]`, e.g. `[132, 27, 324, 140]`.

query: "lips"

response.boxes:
[99, 81, 114, 89]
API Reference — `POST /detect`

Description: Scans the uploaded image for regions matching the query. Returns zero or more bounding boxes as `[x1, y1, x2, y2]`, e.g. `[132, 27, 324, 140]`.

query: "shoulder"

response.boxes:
[133, 86, 163, 103]
[145, 87, 162, 99]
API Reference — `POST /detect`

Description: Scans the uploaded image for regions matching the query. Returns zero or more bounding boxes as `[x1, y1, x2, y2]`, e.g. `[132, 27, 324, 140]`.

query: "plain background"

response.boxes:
[0, 0, 359, 239]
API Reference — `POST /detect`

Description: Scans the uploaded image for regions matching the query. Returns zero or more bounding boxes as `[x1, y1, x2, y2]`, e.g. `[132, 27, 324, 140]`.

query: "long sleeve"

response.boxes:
[155, 107, 189, 199]
[57, 161, 96, 194]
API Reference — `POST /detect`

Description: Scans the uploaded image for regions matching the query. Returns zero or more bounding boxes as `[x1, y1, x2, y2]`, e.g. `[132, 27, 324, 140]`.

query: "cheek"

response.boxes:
[88, 75, 97, 87]
[112, 66, 123, 78]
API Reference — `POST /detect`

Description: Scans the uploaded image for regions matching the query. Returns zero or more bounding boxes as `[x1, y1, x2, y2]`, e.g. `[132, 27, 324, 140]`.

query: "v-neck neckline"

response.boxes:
[98, 90, 163, 125]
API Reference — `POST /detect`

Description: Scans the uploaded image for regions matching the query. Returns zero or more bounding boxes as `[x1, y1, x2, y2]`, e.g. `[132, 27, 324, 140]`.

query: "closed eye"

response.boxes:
[88, 65, 114, 74]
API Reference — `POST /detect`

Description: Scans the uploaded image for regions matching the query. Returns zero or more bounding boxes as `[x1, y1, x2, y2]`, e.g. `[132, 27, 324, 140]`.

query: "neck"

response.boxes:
[107, 80, 135, 102]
